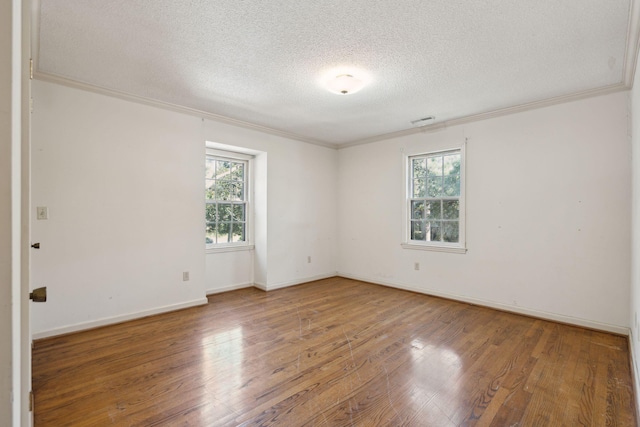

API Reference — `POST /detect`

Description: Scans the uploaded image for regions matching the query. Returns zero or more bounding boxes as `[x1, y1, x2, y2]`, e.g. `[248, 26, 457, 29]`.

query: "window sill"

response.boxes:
[206, 244, 255, 254]
[401, 243, 467, 254]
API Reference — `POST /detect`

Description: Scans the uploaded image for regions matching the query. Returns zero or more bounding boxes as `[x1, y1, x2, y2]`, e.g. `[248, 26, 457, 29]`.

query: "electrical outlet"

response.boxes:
[414, 262, 420, 271]
[36, 206, 48, 220]
[307, 256, 311, 263]
[182, 271, 189, 281]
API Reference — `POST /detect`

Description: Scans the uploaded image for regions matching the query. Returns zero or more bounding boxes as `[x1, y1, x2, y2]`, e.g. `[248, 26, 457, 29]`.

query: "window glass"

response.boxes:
[206, 154, 249, 247]
[408, 150, 463, 248]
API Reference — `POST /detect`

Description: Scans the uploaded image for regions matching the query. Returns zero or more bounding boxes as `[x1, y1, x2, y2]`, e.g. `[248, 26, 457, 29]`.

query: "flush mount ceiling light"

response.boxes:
[326, 74, 365, 95]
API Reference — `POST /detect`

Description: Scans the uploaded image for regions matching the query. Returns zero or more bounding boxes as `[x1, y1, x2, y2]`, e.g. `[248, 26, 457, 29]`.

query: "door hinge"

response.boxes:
[29, 391, 34, 412]
[30, 58, 33, 80]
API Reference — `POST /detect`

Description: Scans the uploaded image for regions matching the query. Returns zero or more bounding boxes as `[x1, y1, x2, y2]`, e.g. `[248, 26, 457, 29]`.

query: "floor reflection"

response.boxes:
[409, 339, 462, 422]
[199, 326, 244, 421]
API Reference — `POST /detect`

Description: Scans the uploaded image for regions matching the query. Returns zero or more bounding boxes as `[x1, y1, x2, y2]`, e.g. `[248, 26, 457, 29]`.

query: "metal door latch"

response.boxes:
[29, 287, 47, 302]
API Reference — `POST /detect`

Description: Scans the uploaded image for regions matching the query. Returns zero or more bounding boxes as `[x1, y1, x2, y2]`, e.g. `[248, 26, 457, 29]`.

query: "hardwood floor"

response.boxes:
[32, 277, 636, 426]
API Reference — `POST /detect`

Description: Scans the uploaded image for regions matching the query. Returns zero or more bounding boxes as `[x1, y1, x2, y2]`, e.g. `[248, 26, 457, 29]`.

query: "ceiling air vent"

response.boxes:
[410, 116, 435, 127]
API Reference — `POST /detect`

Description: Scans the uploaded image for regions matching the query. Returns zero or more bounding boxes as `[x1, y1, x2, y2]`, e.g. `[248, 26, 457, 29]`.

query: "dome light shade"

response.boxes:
[326, 74, 365, 95]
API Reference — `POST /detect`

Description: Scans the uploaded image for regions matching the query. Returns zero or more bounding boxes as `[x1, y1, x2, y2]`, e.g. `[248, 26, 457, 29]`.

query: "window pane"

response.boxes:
[206, 223, 216, 244]
[206, 156, 250, 246]
[232, 204, 245, 221]
[411, 221, 426, 241]
[219, 204, 232, 221]
[443, 175, 460, 197]
[427, 156, 443, 176]
[443, 154, 460, 176]
[215, 181, 233, 201]
[205, 179, 215, 200]
[205, 204, 218, 222]
[216, 161, 231, 179]
[205, 159, 216, 179]
[442, 200, 459, 219]
[443, 221, 459, 243]
[425, 201, 441, 220]
[231, 183, 244, 201]
[407, 150, 462, 248]
[413, 179, 426, 198]
[427, 221, 441, 242]
[231, 163, 245, 181]
[217, 223, 231, 243]
[412, 158, 426, 179]
[239, 183, 245, 200]
[427, 176, 443, 197]
[232, 223, 245, 242]
[411, 201, 425, 219]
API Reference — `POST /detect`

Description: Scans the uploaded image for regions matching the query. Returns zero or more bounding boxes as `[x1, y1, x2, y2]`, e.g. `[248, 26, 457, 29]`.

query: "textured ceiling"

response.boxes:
[36, 0, 635, 146]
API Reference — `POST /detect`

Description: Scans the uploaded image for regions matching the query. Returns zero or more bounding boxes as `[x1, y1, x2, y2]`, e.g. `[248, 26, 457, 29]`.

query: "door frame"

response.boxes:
[19, 0, 31, 425]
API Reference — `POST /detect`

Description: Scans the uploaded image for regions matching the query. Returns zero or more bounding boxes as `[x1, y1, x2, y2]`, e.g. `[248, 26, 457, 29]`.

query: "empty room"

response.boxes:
[4, 0, 640, 426]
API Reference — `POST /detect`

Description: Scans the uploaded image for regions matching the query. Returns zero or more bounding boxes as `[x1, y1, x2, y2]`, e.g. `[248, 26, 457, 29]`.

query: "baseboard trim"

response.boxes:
[34, 274, 627, 339]
[206, 282, 253, 295]
[32, 297, 209, 340]
[337, 272, 629, 335]
[254, 272, 338, 292]
[629, 332, 640, 422]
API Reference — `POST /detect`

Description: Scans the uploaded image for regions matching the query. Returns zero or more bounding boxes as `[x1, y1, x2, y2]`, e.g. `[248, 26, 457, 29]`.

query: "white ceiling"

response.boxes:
[35, 0, 637, 147]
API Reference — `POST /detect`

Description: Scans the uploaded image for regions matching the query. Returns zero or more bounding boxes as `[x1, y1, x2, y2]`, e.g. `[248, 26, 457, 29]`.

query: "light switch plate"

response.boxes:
[36, 206, 48, 220]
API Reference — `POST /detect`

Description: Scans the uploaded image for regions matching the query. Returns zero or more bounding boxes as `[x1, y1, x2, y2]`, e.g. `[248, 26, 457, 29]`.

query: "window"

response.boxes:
[205, 150, 251, 249]
[404, 147, 466, 253]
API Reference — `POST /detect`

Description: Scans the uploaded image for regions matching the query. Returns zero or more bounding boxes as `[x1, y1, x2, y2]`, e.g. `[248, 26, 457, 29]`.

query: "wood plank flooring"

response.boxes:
[32, 277, 636, 426]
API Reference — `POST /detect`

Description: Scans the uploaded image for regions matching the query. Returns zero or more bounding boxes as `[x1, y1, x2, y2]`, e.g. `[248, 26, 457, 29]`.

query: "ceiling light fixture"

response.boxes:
[326, 74, 365, 95]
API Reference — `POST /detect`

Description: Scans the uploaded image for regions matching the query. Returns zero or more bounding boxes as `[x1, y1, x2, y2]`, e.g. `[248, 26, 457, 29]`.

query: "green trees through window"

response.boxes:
[409, 151, 461, 243]
[205, 156, 247, 245]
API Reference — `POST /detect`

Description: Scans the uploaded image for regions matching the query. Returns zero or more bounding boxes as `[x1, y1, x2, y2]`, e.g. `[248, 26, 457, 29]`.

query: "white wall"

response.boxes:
[253, 152, 268, 286]
[202, 120, 339, 291]
[31, 71, 631, 340]
[339, 91, 631, 332]
[31, 81, 207, 337]
[31, 80, 340, 336]
[204, 148, 264, 294]
[205, 249, 254, 294]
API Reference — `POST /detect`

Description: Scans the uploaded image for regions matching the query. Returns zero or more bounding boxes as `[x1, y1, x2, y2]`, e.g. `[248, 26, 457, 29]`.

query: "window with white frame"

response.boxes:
[405, 148, 465, 252]
[205, 150, 251, 248]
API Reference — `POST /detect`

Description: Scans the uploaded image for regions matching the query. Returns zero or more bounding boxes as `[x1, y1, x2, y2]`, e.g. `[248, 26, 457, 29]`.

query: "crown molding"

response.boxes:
[31, 0, 640, 151]
[338, 82, 629, 149]
[33, 71, 339, 150]
[624, 0, 640, 87]
[32, 70, 630, 151]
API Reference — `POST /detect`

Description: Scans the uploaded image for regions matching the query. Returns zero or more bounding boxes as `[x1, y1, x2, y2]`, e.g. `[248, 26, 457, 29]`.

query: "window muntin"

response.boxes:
[408, 150, 462, 245]
[205, 155, 248, 246]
